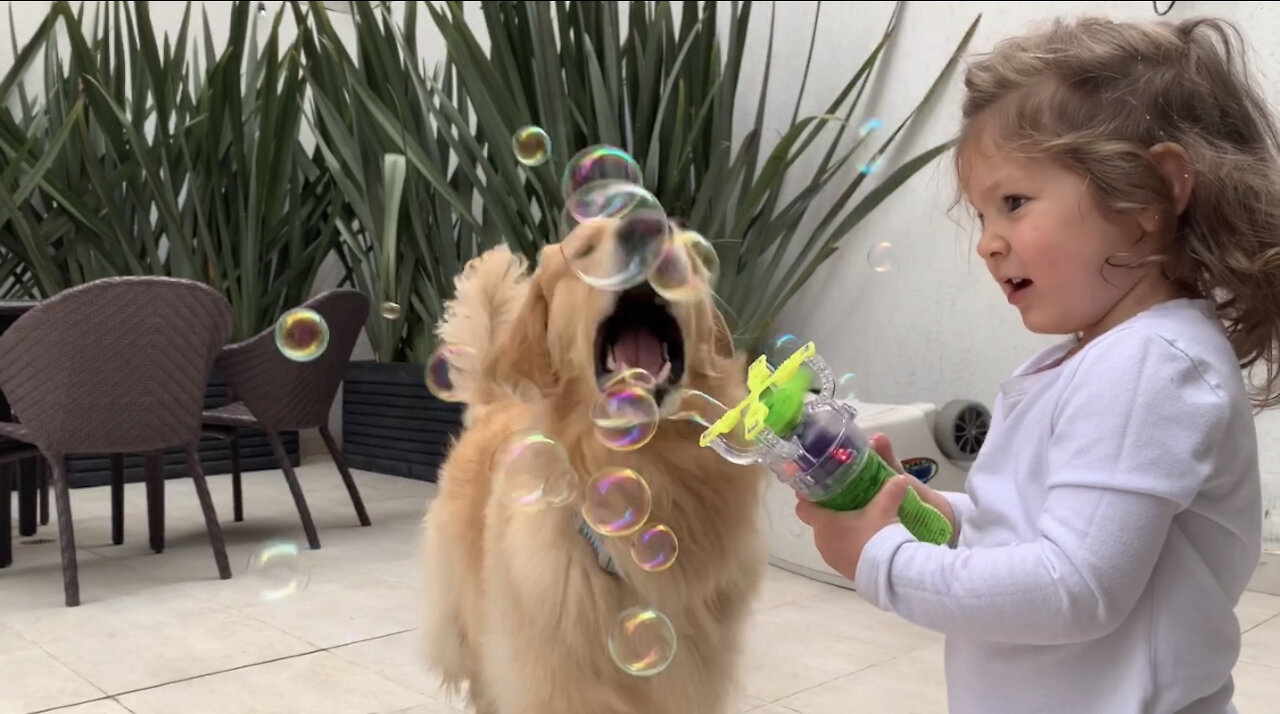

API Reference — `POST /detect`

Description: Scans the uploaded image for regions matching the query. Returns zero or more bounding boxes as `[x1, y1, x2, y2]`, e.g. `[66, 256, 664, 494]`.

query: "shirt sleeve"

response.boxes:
[852, 329, 1231, 645]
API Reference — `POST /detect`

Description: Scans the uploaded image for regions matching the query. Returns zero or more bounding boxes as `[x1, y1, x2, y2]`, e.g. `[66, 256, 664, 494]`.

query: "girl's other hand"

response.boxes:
[869, 432, 958, 534]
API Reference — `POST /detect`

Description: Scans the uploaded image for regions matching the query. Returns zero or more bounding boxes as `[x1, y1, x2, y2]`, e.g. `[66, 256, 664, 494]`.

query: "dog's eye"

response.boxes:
[572, 242, 597, 260]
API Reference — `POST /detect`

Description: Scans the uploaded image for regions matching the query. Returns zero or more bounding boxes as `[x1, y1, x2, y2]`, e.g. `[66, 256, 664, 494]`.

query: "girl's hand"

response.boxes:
[792, 432, 959, 581]
[794, 473, 913, 581]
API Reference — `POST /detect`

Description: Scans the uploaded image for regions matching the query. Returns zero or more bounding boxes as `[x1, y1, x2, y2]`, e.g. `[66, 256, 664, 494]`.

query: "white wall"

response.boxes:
[5, 1, 1278, 545]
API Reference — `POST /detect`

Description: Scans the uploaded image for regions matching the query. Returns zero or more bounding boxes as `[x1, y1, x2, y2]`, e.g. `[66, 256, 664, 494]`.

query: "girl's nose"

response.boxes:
[977, 228, 1008, 260]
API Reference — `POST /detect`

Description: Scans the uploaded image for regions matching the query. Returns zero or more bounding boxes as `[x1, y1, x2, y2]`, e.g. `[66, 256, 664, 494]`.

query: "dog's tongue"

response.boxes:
[613, 329, 665, 376]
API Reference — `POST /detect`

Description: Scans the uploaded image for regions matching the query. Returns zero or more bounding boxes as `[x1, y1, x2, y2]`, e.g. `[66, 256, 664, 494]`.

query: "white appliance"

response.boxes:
[761, 398, 990, 589]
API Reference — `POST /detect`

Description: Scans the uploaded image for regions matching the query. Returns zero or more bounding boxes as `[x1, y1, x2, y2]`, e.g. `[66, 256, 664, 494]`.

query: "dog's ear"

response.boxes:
[492, 270, 558, 393]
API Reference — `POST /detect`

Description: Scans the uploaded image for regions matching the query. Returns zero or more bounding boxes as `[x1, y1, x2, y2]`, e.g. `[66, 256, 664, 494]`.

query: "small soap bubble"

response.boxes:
[631, 524, 679, 572]
[512, 126, 551, 167]
[562, 145, 643, 197]
[647, 238, 699, 302]
[867, 241, 892, 272]
[857, 118, 885, 138]
[601, 367, 658, 393]
[495, 431, 577, 510]
[767, 334, 802, 366]
[661, 388, 728, 428]
[835, 373, 857, 402]
[591, 384, 660, 451]
[561, 198, 669, 291]
[582, 467, 652, 537]
[247, 540, 309, 602]
[678, 230, 720, 288]
[608, 607, 677, 677]
[858, 157, 881, 175]
[425, 344, 475, 403]
[379, 301, 402, 320]
[274, 308, 329, 362]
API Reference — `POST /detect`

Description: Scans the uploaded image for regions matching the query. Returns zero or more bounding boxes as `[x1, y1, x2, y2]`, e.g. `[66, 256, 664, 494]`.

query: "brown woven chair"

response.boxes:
[0, 439, 41, 568]
[202, 289, 372, 550]
[0, 277, 235, 606]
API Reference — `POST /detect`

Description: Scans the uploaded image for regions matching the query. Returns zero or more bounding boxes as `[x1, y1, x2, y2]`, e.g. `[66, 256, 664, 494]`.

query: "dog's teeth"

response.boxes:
[657, 361, 672, 382]
[606, 351, 618, 372]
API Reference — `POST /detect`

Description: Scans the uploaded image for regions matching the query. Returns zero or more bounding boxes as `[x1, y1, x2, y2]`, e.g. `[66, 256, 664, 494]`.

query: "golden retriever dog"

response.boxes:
[419, 217, 769, 714]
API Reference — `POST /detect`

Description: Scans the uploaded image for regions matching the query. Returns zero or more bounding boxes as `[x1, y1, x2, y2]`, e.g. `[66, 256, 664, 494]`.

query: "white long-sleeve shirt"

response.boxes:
[855, 298, 1263, 714]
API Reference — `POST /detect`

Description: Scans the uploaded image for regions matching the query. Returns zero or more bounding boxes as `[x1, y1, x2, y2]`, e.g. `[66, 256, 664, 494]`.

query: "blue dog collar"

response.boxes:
[575, 514, 618, 575]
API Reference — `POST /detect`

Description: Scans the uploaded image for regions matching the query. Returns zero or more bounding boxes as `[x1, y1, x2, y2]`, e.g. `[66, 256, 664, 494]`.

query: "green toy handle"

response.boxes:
[812, 450, 954, 546]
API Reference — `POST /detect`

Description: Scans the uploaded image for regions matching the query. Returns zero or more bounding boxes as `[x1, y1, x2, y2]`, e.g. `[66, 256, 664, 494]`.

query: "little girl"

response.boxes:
[796, 15, 1280, 714]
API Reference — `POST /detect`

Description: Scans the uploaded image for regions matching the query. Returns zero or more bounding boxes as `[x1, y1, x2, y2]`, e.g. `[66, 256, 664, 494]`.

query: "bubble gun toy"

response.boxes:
[698, 341, 953, 545]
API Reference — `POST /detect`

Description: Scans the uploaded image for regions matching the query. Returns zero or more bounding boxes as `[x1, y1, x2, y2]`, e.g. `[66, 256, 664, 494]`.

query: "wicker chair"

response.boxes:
[202, 289, 372, 550]
[0, 277, 234, 606]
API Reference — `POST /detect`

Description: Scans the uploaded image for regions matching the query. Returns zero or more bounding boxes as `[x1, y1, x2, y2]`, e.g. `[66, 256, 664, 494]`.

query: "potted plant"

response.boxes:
[296, 0, 485, 480]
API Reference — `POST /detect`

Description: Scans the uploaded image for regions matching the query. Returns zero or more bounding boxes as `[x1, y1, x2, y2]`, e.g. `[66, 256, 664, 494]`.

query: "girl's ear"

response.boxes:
[1148, 142, 1195, 223]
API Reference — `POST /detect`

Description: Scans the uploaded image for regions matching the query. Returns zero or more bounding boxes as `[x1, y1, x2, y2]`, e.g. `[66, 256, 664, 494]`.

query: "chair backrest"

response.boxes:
[0, 276, 233, 454]
[214, 289, 369, 430]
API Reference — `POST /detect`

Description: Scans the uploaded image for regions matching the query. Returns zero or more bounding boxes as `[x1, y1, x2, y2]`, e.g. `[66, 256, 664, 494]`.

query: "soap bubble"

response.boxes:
[562, 145, 643, 197]
[630, 524, 679, 572]
[608, 607, 677, 677]
[274, 308, 329, 362]
[379, 301, 402, 320]
[494, 431, 577, 510]
[591, 384, 660, 451]
[661, 389, 728, 428]
[767, 333, 802, 366]
[564, 180, 658, 223]
[678, 231, 720, 288]
[858, 157, 882, 175]
[600, 367, 658, 394]
[512, 126, 551, 167]
[582, 467, 652, 537]
[648, 238, 698, 302]
[857, 118, 884, 138]
[867, 241, 892, 272]
[835, 373, 857, 402]
[247, 540, 309, 602]
[562, 199, 669, 291]
[425, 344, 474, 402]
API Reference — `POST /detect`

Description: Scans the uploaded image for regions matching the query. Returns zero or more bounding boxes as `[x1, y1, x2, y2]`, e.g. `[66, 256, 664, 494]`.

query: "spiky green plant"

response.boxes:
[294, 0, 489, 362]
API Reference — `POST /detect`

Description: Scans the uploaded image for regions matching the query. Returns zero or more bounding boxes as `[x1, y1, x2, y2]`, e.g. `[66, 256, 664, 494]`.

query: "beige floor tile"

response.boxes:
[46, 700, 134, 714]
[384, 703, 468, 714]
[1232, 661, 1280, 714]
[117, 650, 428, 714]
[1240, 614, 1280, 668]
[4, 581, 316, 694]
[329, 631, 454, 700]
[739, 598, 906, 701]
[747, 707, 805, 714]
[0, 621, 105, 714]
[235, 566, 418, 648]
[777, 642, 947, 714]
[753, 565, 842, 612]
[1237, 590, 1280, 632]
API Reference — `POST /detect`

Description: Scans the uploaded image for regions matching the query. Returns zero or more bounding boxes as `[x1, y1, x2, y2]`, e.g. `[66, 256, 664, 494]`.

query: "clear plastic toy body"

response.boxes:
[699, 342, 953, 546]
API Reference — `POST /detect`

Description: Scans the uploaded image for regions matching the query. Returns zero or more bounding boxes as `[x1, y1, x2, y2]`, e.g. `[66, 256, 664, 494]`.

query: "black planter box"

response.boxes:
[64, 370, 300, 489]
[341, 360, 462, 481]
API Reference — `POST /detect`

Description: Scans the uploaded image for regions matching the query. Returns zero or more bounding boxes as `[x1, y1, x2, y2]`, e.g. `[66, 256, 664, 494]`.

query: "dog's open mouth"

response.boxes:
[595, 283, 686, 390]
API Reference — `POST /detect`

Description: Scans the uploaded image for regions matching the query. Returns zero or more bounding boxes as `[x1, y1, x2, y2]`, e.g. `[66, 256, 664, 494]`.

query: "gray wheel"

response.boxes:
[934, 400, 991, 462]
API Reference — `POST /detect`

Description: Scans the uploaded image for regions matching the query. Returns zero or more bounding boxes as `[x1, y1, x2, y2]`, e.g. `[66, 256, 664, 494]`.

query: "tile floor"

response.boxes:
[3, 458, 1280, 714]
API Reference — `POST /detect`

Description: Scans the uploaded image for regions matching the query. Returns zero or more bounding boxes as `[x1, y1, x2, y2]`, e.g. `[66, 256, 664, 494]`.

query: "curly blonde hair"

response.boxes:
[955, 16, 1280, 410]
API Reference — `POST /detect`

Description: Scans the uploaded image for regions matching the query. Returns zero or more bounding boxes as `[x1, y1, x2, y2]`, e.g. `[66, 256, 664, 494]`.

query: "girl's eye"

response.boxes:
[1004, 195, 1028, 212]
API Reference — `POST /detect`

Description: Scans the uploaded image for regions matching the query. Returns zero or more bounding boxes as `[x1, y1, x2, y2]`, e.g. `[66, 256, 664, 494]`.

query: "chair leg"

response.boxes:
[17, 458, 36, 537]
[49, 455, 79, 607]
[318, 425, 370, 527]
[1, 466, 12, 568]
[266, 430, 320, 550]
[144, 451, 164, 554]
[185, 445, 231, 580]
[38, 458, 49, 526]
[110, 454, 124, 546]
[231, 437, 243, 523]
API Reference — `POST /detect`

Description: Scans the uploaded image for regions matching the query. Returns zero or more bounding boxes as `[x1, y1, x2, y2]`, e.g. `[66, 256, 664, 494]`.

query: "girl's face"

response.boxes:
[960, 136, 1177, 344]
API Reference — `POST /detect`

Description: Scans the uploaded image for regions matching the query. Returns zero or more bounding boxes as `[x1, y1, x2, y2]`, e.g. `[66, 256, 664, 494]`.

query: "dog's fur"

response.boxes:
[419, 221, 769, 714]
